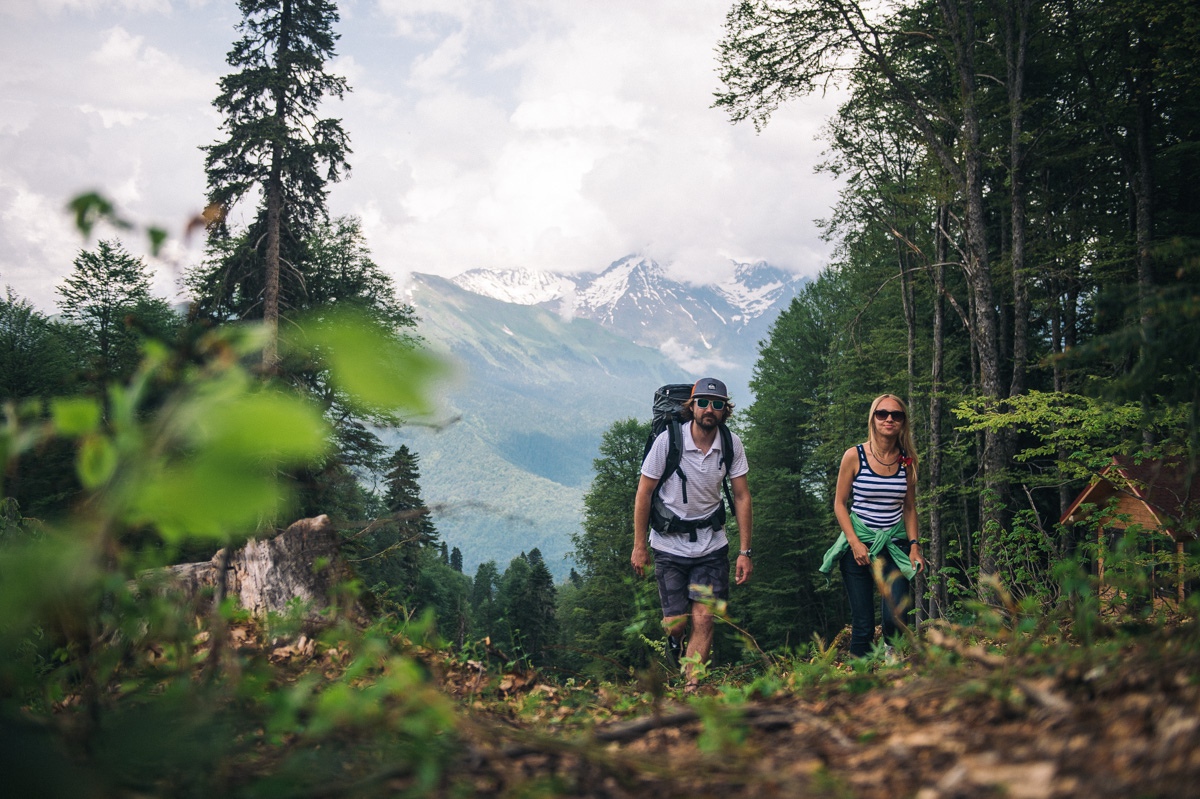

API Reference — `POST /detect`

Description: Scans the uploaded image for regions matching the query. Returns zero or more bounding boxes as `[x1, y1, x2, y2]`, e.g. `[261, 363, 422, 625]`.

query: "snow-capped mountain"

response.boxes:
[717, 260, 795, 319]
[451, 255, 801, 329]
[448, 255, 805, 389]
[391, 273, 680, 580]
[397, 255, 806, 579]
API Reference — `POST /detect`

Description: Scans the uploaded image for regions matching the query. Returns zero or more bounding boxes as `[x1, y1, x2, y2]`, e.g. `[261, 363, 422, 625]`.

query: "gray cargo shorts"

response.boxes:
[652, 544, 730, 618]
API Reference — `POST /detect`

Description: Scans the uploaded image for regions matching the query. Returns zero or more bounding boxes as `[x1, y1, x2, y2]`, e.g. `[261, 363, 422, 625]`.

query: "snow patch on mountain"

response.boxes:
[444, 255, 802, 323]
[452, 268, 572, 306]
[716, 261, 791, 317]
[575, 255, 661, 317]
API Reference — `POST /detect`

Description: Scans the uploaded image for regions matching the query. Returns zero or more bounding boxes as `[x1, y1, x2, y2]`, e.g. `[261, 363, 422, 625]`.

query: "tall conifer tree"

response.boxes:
[57, 240, 178, 387]
[203, 0, 350, 370]
[355, 445, 438, 603]
[562, 418, 654, 675]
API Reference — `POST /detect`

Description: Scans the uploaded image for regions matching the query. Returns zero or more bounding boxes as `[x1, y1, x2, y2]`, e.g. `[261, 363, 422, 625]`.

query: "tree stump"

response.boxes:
[162, 515, 347, 618]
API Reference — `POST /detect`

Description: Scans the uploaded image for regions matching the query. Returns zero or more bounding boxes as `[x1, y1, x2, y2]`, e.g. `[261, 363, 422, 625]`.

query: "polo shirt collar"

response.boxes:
[684, 421, 722, 453]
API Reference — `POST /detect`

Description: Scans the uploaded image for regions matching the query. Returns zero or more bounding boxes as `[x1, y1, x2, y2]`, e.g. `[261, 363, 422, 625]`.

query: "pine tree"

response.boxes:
[560, 418, 655, 676]
[57, 240, 178, 387]
[496, 554, 532, 663]
[202, 0, 350, 370]
[740, 281, 848, 650]
[354, 445, 438, 605]
[468, 561, 500, 642]
[0, 291, 79, 516]
[413, 547, 471, 648]
[523, 548, 558, 667]
[0, 290, 74, 401]
[190, 216, 421, 521]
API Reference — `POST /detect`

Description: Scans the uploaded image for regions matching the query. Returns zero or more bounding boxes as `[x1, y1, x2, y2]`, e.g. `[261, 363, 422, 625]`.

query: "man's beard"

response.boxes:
[694, 413, 719, 430]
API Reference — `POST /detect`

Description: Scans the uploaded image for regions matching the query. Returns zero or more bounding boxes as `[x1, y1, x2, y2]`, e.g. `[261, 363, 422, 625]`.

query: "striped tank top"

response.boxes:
[850, 443, 908, 530]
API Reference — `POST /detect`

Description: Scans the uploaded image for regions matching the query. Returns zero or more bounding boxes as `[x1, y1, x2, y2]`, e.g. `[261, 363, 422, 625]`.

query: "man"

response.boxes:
[631, 377, 753, 691]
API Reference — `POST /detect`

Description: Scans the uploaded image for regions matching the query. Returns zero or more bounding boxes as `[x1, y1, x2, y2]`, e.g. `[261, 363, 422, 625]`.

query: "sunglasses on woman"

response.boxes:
[695, 398, 725, 410]
[873, 409, 906, 422]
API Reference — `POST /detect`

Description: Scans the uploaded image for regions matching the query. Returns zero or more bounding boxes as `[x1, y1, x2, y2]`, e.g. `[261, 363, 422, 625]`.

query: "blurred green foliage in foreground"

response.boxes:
[0, 309, 456, 798]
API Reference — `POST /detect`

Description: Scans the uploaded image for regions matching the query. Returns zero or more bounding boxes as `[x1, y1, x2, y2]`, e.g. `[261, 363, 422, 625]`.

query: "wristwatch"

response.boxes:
[738, 549, 753, 558]
[908, 540, 919, 547]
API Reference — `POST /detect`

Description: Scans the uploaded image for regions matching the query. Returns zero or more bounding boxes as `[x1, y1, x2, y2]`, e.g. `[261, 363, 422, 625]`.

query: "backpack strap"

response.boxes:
[651, 419, 688, 506]
[718, 423, 734, 474]
[650, 421, 741, 543]
[650, 418, 697, 540]
[718, 422, 736, 516]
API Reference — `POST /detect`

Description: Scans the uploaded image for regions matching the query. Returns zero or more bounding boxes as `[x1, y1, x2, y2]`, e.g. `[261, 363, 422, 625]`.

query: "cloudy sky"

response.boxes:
[0, 0, 843, 312]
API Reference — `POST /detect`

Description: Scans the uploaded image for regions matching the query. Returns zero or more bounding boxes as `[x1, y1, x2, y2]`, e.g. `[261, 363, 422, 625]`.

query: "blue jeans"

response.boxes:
[839, 547, 912, 658]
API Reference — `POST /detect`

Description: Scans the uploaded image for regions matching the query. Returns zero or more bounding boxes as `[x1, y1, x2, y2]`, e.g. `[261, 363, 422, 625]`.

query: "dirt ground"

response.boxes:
[442, 625, 1200, 798]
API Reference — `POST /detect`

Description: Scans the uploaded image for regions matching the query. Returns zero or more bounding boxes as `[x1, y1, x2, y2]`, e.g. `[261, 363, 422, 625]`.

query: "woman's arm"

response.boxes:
[903, 462, 926, 572]
[833, 446, 869, 565]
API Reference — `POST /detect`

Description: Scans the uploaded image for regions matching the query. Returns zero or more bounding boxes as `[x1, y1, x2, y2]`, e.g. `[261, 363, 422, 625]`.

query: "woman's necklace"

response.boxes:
[870, 442, 899, 467]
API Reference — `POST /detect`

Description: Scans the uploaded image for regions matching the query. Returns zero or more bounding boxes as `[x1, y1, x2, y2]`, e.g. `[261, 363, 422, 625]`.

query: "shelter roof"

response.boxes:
[1059, 456, 1200, 541]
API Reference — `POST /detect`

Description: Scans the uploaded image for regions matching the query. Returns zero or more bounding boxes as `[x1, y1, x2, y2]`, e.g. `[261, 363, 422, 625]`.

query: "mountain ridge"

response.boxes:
[392, 257, 806, 579]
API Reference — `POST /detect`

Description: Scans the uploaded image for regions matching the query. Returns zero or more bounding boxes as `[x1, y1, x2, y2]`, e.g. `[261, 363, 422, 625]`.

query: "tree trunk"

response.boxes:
[1133, 32, 1156, 448]
[1006, 0, 1031, 399]
[262, 0, 294, 375]
[164, 515, 347, 619]
[928, 204, 950, 618]
[941, 0, 1007, 584]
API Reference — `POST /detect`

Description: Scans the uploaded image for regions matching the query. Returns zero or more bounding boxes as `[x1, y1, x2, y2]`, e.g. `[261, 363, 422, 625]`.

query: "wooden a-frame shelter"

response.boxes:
[1060, 456, 1200, 602]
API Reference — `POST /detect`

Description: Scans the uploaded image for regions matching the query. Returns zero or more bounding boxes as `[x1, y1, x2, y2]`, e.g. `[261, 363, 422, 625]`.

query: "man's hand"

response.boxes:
[735, 554, 753, 585]
[631, 544, 649, 578]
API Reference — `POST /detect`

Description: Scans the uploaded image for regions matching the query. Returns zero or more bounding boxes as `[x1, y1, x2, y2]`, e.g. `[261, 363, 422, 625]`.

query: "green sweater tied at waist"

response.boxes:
[819, 513, 915, 579]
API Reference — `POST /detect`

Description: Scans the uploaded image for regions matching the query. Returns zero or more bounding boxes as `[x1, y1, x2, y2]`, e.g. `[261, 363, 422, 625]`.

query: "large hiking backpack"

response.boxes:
[643, 383, 736, 541]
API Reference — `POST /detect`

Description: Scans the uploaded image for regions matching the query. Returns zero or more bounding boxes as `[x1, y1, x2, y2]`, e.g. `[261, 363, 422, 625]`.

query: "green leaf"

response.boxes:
[77, 434, 118, 489]
[52, 397, 102, 436]
[65, 191, 126, 237]
[296, 310, 445, 416]
[198, 391, 331, 464]
[146, 227, 168, 256]
[131, 459, 290, 542]
[0, 534, 96, 645]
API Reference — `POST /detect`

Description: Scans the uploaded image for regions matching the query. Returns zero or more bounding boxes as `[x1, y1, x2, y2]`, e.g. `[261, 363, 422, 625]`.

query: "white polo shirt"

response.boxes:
[641, 421, 748, 557]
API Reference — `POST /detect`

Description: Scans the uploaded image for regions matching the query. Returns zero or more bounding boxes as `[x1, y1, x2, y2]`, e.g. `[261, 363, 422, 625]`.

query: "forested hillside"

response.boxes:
[2, 0, 1199, 796]
[708, 0, 1200, 649]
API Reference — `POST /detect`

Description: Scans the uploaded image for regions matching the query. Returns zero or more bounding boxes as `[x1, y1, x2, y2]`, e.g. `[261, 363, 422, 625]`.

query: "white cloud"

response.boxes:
[0, 0, 842, 311]
[658, 335, 739, 377]
[350, 0, 841, 284]
[0, 17, 220, 309]
[3, 0, 172, 18]
[409, 30, 469, 83]
[0, 182, 80, 310]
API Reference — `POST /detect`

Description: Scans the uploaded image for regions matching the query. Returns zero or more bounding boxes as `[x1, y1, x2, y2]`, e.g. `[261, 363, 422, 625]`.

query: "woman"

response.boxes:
[820, 394, 926, 658]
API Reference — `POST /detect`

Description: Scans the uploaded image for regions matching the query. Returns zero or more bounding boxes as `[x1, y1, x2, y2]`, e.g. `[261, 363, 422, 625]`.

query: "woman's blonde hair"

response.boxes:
[868, 394, 918, 465]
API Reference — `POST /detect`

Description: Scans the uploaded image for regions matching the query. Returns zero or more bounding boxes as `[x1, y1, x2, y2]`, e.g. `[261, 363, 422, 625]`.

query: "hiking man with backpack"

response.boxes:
[631, 377, 753, 691]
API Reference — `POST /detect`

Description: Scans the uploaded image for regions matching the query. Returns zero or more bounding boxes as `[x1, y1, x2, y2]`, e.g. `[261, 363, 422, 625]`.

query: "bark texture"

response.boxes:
[164, 515, 345, 618]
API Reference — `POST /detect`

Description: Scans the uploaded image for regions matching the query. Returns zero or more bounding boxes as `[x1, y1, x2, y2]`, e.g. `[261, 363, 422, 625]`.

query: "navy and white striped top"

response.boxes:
[850, 443, 908, 530]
